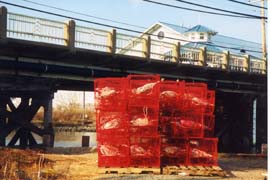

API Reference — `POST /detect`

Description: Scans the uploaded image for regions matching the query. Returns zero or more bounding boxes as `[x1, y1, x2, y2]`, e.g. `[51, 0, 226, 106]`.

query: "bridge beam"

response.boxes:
[0, 6, 7, 39]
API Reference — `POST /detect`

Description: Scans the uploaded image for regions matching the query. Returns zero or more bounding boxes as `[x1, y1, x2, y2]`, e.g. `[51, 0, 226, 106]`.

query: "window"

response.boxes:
[158, 31, 164, 40]
[191, 33, 195, 40]
[200, 33, 204, 40]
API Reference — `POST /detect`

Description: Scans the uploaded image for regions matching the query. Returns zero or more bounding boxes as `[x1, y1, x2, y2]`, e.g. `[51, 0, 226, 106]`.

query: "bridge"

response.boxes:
[0, 6, 267, 152]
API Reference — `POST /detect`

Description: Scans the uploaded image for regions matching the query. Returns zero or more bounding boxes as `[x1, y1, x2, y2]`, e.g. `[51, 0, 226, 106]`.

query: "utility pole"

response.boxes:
[260, 0, 267, 59]
[249, 0, 267, 59]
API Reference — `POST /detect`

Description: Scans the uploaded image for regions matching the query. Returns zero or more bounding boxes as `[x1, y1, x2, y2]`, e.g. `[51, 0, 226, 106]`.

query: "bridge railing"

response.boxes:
[7, 12, 66, 45]
[206, 51, 226, 69]
[150, 39, 176, 61]
[229, 54, 248, 72]
[0, 7, 266, 75]
[180, 46, 202, 66]
[250, 57, 266, 75]
[116, 33, 145, 57]
[75, 25, 110, 52]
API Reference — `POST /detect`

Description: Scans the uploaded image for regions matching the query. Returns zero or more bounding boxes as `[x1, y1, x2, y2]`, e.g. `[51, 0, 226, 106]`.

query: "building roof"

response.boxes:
[160, 22, 188, 33]
[184, 42, 222, 53]
[185, 25, 217, 34]
[159, 22, 262, 58]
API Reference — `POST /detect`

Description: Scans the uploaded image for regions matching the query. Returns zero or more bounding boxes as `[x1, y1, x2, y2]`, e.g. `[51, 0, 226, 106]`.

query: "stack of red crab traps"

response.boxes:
[159, 80, 218, 166]
[94, 74, 217, 168]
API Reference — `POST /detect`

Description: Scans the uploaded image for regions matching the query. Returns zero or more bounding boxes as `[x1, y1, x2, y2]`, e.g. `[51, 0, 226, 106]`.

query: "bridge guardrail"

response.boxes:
[229, 54, 248, 72]
[7, 12, 66, 45]
[180, 46, 202, 66]
[75, 26, 110, 52]
[0, 7, 266, 75]
[116, 33, 145, 57]
[250, 58, 266, 75]
[206, 51, 226, 69]
[150, 39, 176, 62]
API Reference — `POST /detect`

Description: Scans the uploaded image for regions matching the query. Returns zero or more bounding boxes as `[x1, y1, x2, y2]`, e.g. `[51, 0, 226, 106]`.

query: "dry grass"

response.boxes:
[0, 148, 267, 180]
[33, 103, 96, 125]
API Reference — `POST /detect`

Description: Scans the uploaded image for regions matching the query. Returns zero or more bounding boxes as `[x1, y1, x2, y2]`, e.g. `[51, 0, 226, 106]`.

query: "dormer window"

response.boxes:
[200, 33, 204, 40]
[191, 33, 195, 40]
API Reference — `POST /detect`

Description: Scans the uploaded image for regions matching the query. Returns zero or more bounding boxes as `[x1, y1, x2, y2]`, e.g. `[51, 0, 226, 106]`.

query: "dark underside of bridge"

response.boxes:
[0, 38, 267, 153]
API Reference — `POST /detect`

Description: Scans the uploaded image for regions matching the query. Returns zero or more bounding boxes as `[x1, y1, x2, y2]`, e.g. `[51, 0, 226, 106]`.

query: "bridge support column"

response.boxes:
[0, 97, 7, 146]
[0, 6, 7, 39]
[43, 94, 54, 147]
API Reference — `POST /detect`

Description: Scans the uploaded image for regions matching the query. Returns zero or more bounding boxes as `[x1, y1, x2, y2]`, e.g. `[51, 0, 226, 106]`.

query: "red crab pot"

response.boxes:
[97, 135, 130, 167]
[96, 110, 129, 137]
[94, 78, 127, 111]
[188, 138, 218, 166]
[161, 138, 188, 166]
[159, 80, 185, 114]
[129, 136, 160, 167]
[180, 83, 208, 113]
[128, 105, 159, 136]
[127, 74, 160, 106]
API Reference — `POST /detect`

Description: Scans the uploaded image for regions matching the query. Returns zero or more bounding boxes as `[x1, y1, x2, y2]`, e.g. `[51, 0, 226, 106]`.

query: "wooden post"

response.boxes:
[245, 54, 250, 73]
[142, 35, 151, 59]
[263, 59, 267, 74]
[82, 136, 90, 147]
[199, 47, 207, 67]
[64, 20, 75, 50]
[43, 94, 54, 147]
[107, 29, 116, 54]
[223, 51, 230, 71]
[0, 6, 7, 39]
[172, 42, 180, 62]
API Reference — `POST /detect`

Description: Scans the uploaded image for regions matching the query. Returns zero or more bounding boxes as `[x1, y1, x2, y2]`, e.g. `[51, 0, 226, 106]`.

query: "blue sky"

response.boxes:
[1, 0, 267, 44]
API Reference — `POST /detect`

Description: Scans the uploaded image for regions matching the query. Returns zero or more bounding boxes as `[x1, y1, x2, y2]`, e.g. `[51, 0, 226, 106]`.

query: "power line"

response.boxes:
[0, 1, 263, 53]
[227, 0, 267, 10]
[143, 0, 266, 19]
[172, 0, 267, 19]
[21, 0, 146, 29]
[20, 0, 262, 49]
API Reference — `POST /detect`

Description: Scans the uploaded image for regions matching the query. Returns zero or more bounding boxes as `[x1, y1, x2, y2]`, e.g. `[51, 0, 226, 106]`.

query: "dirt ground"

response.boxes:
[0, 148, 267, 180]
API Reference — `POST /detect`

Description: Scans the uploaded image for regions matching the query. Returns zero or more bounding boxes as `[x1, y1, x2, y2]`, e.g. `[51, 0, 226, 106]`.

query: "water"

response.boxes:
[6, 131, 97, 147]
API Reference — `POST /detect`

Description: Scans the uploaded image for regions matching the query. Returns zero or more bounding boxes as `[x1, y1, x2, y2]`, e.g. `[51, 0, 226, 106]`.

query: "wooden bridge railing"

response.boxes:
[0, 6, 266, 75]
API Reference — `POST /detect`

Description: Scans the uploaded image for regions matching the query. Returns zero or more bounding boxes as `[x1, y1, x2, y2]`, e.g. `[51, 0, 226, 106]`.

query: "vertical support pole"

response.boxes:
[0, 6, 7, 39]
[82, 135, 90, 147]
[107, 29, 116, 54]
[263, 59, 267, 75]
[43, 94, 54, 147]
[172, 42, 180, 63]
[0, 100, 6, 146]
[261, 0, 267, 59]
[142, 35, 151, 59]
[223, 50, 230, 71]
[245, 54, 250, 73]
[64, 20, 76, 50]
[200, 46, 207, 67]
